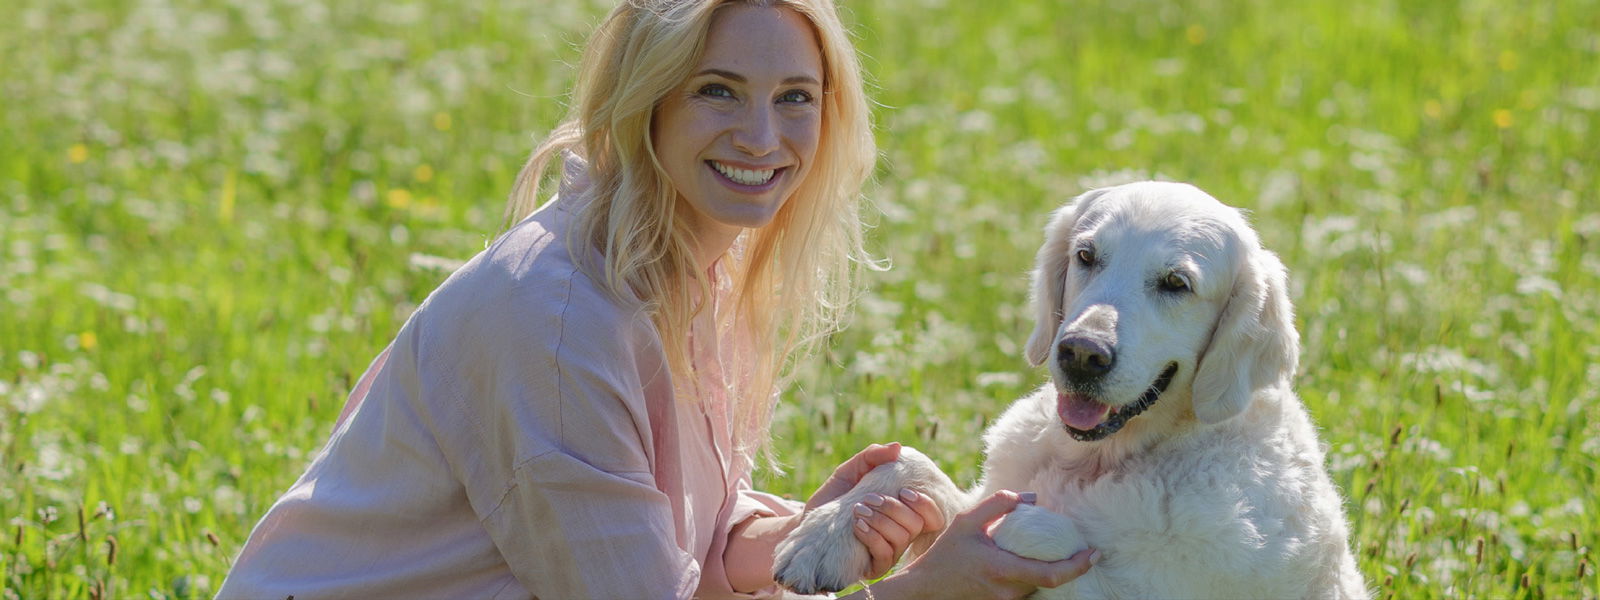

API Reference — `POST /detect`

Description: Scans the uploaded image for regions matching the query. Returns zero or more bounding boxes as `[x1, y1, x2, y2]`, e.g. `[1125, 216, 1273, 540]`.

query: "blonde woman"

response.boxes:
[219, 1, 1094, 598]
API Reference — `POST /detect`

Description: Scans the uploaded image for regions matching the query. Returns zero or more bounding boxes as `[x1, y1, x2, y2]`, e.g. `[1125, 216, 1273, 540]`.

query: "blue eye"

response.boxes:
[779, 89, 814, 104]
[698, 84, 733, 98]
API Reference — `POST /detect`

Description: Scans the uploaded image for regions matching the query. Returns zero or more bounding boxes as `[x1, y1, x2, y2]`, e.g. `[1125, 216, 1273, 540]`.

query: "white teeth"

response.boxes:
[711, 161, 775, 186]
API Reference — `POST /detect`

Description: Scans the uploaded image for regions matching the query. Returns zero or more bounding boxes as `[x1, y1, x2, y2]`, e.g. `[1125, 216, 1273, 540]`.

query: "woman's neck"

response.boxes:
[680, 205, 745, 270]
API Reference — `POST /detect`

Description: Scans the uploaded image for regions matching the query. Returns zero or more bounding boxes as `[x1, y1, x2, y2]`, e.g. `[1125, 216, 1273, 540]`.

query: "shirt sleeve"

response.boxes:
[729, 485, 804, 533]
[694, 475, 809, 600]
[332, 342, 391, 431]
[409, 259, 703, 599]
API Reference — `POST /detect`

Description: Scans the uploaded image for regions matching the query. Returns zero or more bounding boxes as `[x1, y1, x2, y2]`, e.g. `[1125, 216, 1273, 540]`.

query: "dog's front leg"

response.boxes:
[772, 447, 968, 594]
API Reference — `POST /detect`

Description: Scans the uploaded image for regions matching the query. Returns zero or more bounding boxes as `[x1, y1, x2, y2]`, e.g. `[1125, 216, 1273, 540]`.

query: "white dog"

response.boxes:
[775, 182, 1368, 599]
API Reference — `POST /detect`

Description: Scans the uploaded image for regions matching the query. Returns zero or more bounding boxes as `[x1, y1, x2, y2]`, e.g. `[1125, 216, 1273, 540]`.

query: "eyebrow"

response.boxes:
[694, 68, 821, 87]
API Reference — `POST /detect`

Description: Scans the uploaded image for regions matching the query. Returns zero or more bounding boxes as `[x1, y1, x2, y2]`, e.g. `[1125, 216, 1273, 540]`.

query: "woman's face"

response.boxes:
[653, 4, 824, 245]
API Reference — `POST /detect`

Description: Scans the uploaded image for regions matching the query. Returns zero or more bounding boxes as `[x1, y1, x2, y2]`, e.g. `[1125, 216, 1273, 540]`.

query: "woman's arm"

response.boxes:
[723, 512, 803, 593]
[412, 262, 711, 599]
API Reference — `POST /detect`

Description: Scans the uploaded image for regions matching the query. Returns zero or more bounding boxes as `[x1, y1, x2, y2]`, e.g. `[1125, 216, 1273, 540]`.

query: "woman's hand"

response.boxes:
[867, 490, 1097, 600]
[805, 442, 947, 578]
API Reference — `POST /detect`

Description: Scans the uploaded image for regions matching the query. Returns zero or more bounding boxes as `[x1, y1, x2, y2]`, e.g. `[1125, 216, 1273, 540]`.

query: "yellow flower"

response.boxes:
[1185, 25, 1206, 45]
[433, 112, 452, 131]
[414, 164, 434, 183]
[79, 331, 98, 351]
[1493, 109, 1513, 129]
[68, 144, 89, 164]
[386, 188, 413, 209]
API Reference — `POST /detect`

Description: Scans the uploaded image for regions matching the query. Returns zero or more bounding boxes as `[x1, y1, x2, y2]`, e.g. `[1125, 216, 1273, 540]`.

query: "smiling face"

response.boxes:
[1028, 183, 1250, 442]
[652, 4, 824, 253]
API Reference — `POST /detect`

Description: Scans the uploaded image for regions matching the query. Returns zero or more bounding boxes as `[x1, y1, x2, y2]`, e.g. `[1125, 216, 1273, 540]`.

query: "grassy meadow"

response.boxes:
[3, 0, 1598, 597]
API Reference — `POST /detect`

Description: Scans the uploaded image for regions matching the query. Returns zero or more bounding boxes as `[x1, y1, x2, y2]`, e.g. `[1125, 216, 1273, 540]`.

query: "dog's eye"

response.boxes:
[1160, 271, 1191, 292]
[1076, 248, 1095, 266]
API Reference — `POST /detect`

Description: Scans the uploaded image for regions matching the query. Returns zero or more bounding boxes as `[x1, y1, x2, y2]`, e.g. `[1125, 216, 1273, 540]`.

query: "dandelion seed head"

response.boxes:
[976, 372, 1022, 388]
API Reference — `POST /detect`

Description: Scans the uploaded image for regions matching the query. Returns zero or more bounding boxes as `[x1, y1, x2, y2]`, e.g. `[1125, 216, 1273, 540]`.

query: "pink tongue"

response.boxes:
[1057, 392, 1110, 430]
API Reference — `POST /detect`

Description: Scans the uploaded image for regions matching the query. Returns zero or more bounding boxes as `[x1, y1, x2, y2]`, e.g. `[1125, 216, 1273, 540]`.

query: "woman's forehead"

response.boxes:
[695, 4, 822, 82]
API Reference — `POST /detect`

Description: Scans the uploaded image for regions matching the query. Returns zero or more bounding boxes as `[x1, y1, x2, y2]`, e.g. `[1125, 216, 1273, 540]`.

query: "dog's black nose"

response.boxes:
[1057, 335, 1115, 380]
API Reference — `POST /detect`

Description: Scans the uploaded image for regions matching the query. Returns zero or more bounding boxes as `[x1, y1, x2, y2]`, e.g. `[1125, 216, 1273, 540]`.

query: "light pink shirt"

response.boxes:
[218, 192, 802, 599]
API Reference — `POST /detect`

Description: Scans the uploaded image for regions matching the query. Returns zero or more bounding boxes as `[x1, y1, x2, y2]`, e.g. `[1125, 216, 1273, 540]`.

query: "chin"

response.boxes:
[712, 201, 786, 230]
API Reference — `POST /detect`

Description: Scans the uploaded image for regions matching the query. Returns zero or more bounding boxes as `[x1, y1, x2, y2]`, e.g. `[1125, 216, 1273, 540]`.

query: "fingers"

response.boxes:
[857, 495, 916, 547]
[899, 488, 947, 532]
[807, 442, 905, 512]
[854, 489, 945, 579]
[830, 442, 902, 486]
[853, 442, 904, 472]
[948, 490, 1025, 535]
[866, 493, 925, 534]
[998, 547, 1098, 589]
[852, 514, 896, 578]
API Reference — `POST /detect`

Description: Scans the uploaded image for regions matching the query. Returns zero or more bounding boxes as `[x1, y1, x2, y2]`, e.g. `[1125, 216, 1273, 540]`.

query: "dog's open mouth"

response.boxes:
[1057, 363, 1179, 441]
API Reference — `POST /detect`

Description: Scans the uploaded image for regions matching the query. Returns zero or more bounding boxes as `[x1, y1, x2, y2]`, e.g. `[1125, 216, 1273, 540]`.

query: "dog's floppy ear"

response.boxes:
[1191, 247, 1300, 424]
[1024, 188, 1110, 366]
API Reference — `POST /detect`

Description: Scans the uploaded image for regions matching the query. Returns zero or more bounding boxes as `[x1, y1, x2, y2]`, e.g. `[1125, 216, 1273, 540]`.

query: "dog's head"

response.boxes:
[1024, 182, 1298, 441]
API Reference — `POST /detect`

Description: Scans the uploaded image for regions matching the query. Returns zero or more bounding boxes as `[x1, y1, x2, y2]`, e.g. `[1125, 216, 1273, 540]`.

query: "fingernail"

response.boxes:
[854, 503, 873, 518]
[887, 441, 901, 448]
[1089, 549, 1102, 565]
[863, 493, 885, 507]
[855, 518, 869, 532]
[1019, 492, 1037, 504]
[899, 488, 918, 502]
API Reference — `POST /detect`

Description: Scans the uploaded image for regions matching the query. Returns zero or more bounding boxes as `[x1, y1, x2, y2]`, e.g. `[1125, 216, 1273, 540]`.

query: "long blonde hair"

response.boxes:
[505, 0, 876, 461]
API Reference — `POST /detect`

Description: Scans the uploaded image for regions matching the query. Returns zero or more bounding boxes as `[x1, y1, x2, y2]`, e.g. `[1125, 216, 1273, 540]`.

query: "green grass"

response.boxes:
[3, 0, 1597, 597]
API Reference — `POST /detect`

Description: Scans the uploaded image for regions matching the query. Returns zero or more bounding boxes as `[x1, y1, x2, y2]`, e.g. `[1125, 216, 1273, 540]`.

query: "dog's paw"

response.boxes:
[991, 503, 1085, 561]
[773, 448, 964, 594]
[772, 500, 871, 595]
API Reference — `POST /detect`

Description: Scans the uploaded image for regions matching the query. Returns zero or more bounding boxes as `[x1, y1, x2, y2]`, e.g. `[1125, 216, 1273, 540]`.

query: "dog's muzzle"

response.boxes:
[1059, 363, 1179, 441]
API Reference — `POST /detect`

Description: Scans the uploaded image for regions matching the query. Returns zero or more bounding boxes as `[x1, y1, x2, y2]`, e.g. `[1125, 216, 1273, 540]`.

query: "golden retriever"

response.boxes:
[775, 182, 1367, 599]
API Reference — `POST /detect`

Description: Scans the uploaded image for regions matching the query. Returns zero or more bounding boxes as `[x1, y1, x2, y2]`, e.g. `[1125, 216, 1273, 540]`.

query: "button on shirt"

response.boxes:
[217, 193, 803, 599]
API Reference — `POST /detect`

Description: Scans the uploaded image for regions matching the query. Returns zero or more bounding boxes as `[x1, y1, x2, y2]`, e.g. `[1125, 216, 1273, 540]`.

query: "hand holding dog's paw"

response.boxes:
[990, 504, 1088, 598]
[773, 497, 873, 594]
[773, 444, 900, 594]
[861, 491, 1095, 600]
[990, 504, 1085, 562]
[773, 444, 950, 594]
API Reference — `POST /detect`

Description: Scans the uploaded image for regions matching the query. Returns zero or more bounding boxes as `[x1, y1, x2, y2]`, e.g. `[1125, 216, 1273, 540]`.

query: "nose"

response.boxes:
[732, 103, 779, 157]
[1057, 335, 1115, 381]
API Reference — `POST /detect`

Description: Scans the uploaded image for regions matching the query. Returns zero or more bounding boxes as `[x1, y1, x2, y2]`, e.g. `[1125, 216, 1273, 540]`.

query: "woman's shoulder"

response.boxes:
[411, 203, 657, 364]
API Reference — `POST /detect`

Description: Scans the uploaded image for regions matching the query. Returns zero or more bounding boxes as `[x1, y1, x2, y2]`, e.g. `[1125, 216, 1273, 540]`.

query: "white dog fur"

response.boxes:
[774, 182, 1367, 599]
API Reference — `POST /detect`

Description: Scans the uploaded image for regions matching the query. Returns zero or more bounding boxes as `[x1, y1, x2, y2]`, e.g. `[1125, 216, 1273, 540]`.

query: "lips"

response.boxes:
[706, 160, 786, 191]
[1056, 363, 1179, 441]
[709, 160, 777, 186]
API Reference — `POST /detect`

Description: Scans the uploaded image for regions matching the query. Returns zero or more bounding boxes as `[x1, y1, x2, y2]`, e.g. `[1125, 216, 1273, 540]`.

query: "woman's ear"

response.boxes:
[1191, 247, 1300, 424]
[1024, 189, 1110, 366]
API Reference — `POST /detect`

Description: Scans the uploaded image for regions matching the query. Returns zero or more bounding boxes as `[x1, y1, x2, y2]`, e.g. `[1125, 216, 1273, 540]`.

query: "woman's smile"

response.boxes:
[707, 160, 785, 190]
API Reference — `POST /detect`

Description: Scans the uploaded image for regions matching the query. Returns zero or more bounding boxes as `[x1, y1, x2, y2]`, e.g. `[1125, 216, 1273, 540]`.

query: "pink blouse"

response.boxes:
[217, 192, 803, 599]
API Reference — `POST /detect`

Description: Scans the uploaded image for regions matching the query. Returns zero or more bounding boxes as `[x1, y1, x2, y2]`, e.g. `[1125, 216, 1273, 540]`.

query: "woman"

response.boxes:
[219, 1, 1094, 598]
